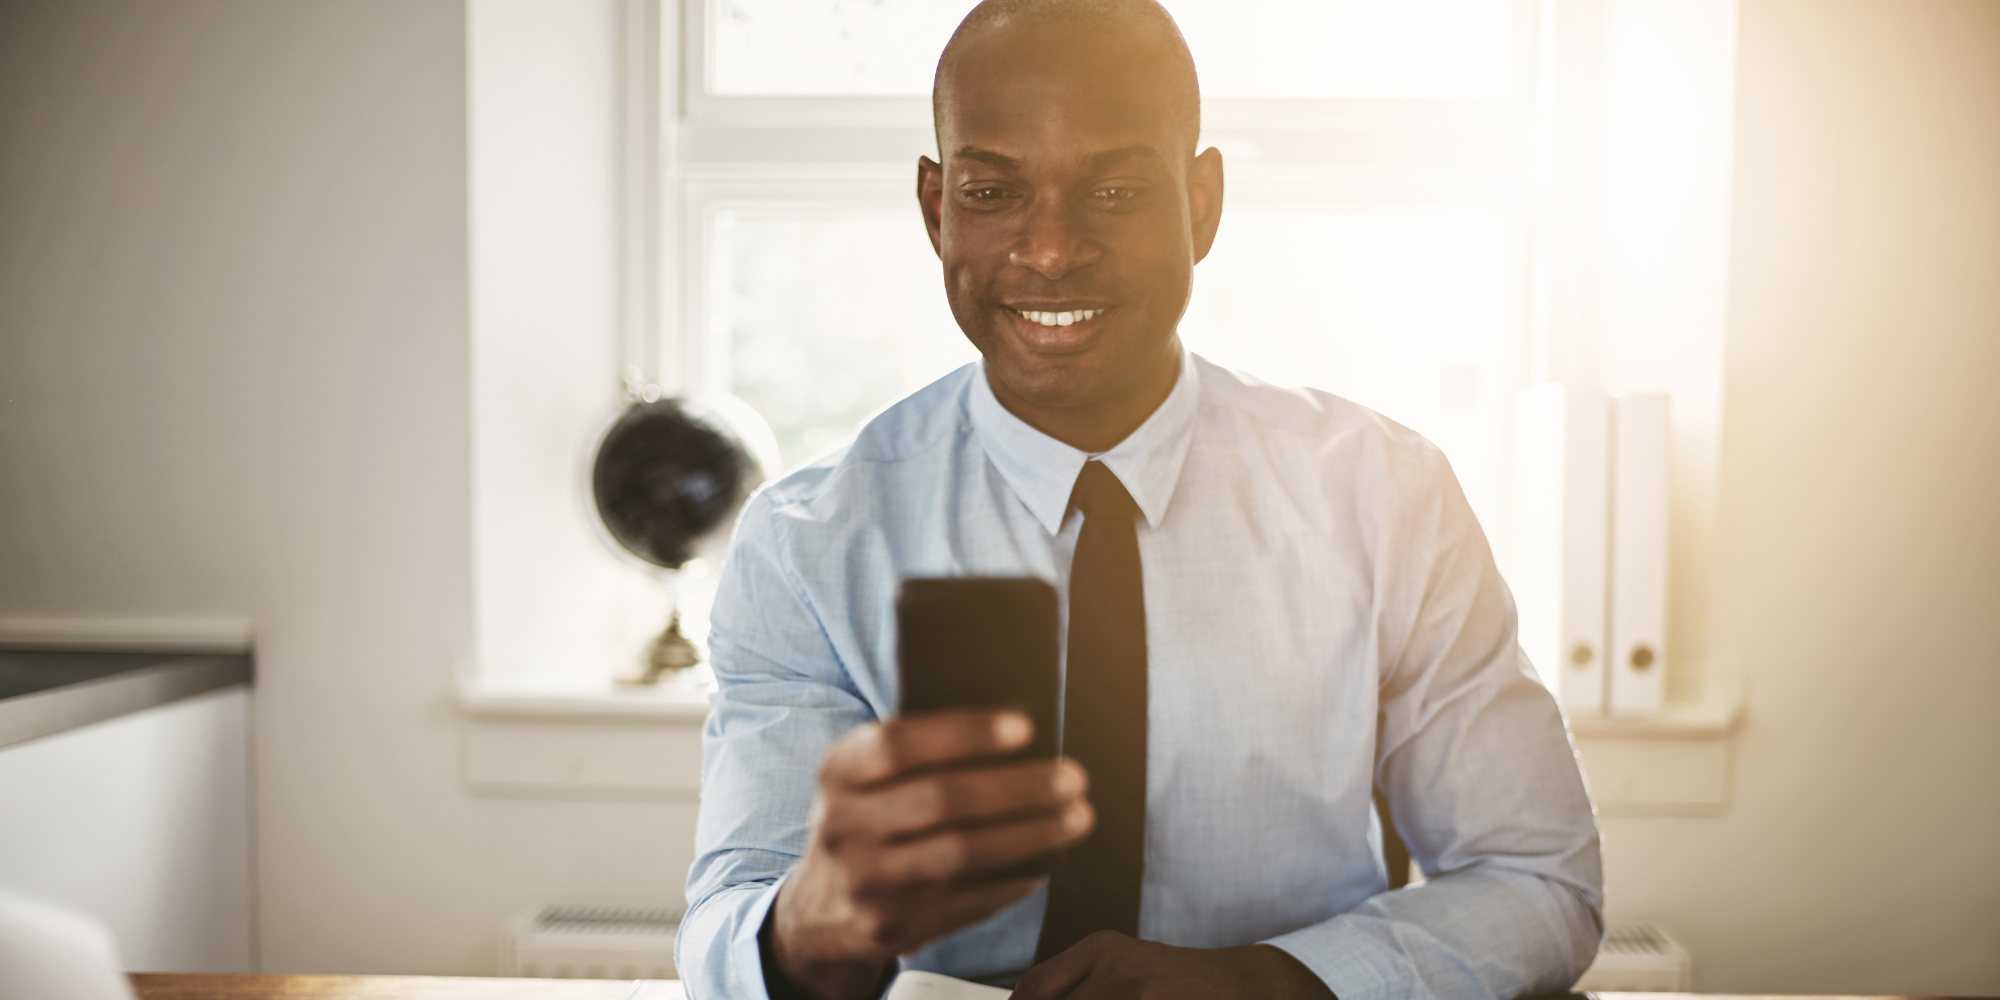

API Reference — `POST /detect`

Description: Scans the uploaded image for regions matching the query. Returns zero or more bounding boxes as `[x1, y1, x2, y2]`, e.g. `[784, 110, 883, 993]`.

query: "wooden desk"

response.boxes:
[130, 978, 1989, 1000]
[129, 975, 684, 999]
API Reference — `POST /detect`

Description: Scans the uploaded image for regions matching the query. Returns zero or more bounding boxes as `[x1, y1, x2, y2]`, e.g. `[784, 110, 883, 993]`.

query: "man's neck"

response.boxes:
[986, 340, 1183, 454]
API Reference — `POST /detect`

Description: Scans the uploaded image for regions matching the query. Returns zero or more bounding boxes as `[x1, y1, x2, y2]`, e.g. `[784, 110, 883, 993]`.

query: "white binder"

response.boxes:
[1512, 384, 1609, 714]
[1608, 393, 1670, 716]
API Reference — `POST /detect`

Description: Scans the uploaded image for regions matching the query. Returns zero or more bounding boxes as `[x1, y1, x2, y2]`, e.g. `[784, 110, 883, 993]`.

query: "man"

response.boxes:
[677, 1, 1603, 997]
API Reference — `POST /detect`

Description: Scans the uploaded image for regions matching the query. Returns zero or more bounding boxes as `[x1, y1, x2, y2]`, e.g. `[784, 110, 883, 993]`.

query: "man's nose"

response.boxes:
[1007, 196, 1101, 280]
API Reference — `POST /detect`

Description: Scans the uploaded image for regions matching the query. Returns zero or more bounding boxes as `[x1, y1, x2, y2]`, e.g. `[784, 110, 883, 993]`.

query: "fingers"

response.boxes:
[908, 873, 1047, 942]
[816, 758, 1092, 887]
[841, 757, 1088, 838]
[823, 710, 1035, 788]
[840, 873, 1048, 958]
[1011, 930, 1131, 1000]
[790, 713, 1093, 969]
[854, 799, 1093, 890]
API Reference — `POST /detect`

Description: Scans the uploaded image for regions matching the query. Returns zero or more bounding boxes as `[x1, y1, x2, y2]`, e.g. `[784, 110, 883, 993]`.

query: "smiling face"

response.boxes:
[920, 18, 1222, 451]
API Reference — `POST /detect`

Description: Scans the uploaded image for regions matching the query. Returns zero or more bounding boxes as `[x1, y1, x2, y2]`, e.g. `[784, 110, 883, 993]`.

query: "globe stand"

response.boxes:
[618, 609, 702, 686]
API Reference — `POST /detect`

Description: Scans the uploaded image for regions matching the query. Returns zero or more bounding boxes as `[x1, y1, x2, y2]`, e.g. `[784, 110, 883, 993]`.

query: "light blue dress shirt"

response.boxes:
[679, 351, 1603, 999]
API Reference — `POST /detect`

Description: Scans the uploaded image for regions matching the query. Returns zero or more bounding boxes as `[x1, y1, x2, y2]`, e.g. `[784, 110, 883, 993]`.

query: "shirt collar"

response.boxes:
[967, 347, 1201, 535]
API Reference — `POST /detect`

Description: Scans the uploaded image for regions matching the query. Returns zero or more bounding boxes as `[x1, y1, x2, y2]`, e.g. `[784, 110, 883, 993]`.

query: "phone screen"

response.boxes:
[896, 576, 1060, 762]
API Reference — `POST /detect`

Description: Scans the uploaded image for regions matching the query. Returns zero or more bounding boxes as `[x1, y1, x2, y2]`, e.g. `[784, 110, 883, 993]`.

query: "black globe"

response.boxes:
[591, 399, 761, 570]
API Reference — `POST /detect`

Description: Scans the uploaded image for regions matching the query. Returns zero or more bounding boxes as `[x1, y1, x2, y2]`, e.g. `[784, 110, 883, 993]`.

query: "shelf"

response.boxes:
[0, 616, 253, 654]
[0, 654, 253, 749]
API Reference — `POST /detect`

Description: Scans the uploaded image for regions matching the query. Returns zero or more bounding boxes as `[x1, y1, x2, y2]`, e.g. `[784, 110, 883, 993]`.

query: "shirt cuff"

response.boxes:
[1262, 914, 1425, 1000]
[678, 872, 789, 1000]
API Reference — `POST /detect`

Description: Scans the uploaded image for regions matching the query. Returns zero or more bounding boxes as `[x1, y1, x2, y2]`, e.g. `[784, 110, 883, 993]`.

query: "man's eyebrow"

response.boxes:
[1081, 144, 1167, 170]
[948, 144, 1169, 173]
[952, 146, 1021, 172]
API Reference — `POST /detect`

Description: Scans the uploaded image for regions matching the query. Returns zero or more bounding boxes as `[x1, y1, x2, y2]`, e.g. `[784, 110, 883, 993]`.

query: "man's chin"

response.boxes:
[984, 352, 1124, 412]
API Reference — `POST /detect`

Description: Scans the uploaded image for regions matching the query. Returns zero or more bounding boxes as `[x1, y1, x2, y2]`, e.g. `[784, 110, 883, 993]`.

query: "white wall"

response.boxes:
[0, 0, 691, 975]
[1598, 0, 2000, 992]
[0, 687, 253, 973]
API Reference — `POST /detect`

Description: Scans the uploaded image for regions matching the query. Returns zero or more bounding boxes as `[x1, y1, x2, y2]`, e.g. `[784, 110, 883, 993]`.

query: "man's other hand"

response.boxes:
[769, 710, 1094, 1000]
[1011, 931, 1338, 1000]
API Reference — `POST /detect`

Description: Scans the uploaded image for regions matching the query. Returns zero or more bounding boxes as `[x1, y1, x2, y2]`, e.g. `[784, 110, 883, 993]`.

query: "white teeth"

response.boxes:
[1017, 308, 1103, 326]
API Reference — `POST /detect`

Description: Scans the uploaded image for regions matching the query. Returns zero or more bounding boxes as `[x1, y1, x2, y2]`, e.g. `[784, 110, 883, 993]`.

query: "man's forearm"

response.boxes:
[1261, 865, 1600, 1000]
[1010, 934, 1337, 999]
[759, 902, 895, 1000]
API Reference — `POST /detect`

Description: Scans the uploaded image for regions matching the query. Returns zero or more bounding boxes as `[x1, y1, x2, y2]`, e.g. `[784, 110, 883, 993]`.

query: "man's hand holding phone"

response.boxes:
[768, 709, 1094, 1000]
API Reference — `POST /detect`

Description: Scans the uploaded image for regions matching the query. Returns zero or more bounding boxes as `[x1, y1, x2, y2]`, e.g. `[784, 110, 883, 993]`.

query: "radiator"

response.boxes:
[1574, 922, 1693, 991]
[498, 902, 682, 980]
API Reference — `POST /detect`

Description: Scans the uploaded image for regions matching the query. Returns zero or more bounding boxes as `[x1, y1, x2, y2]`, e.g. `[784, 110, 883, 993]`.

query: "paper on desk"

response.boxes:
[885, 970, 1012, 999]
[632, 983, 688, 999]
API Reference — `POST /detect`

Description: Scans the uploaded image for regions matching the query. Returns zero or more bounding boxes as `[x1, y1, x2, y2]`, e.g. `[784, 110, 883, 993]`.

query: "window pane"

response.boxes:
[1172, 0, 1513, 99]
[709, 208, 977, 469]
[1180, 211, 1513, 529]
[710, 0, 963, 96]
[709, 0, 1513, 100]
[711, 205, 1515, 528]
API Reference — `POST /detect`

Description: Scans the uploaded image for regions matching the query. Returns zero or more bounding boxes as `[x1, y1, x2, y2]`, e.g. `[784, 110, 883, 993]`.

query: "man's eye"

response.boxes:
[965, 187, 1013, 201]
[1094, 186, 1140, 203]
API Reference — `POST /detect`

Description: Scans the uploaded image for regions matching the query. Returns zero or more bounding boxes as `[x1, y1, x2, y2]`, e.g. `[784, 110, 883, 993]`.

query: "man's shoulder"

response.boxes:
[1191, 354, 1444, 468]
[755, 362, 979, 513]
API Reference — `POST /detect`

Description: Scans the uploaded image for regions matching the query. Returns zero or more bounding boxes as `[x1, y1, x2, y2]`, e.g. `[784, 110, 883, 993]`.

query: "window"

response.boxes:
[467, 0, 1738, 695]
[705, 201, 974, 466]
[672, 0, 1537, 548]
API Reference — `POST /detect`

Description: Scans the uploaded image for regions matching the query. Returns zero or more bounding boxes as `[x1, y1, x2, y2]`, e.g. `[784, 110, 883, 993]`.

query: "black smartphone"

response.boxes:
[896, 576, 1063, 878]
[896, 576, 1061, 761]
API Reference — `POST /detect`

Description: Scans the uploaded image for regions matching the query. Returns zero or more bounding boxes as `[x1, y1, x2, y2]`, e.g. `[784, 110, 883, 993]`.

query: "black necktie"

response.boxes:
[1035, 461, 1148, 961]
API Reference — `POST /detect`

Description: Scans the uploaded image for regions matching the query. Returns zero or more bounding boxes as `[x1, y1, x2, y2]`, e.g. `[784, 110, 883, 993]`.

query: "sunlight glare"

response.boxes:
[710, 0, 1514, 99]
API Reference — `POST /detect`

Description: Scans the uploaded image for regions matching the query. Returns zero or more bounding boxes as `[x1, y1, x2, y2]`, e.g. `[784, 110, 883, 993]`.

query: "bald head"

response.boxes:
[916, 0, 1223, 451]
[933, 0, 1202, 156]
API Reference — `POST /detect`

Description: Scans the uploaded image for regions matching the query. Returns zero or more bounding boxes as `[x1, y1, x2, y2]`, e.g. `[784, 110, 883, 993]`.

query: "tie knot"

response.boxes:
[1070, 461, 1139, 521]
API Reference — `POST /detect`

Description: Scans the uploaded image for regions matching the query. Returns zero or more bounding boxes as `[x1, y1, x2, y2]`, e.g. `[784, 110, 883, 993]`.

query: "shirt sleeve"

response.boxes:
[675, 491, 880, 1000]
[1262, 441, 1605, 1000]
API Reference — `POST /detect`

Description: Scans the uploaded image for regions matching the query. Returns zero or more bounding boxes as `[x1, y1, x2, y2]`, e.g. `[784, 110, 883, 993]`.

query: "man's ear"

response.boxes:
[1188, 146, 1225, 264]
[918, 155, 945, 258]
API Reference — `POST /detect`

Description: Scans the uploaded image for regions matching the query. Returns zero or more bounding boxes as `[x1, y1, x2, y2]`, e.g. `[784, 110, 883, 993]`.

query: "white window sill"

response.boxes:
[458, 674, 713, 723]
[1569, 687, 1745, 816]
[456, 674, 711, 800]
[453, 673, 1746, 813]
[1568, 697, 1742, 739]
